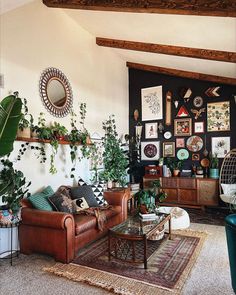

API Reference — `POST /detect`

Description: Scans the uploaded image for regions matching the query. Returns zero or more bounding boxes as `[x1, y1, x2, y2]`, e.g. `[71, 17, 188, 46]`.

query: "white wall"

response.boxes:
[0, 0, 128, 192]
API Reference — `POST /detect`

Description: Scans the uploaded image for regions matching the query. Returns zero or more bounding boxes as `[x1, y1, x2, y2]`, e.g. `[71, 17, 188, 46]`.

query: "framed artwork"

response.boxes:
[141, 141, 160, 161]
[163, 142, 175, 157]
[176, 138, 185, 148]
[207, 101, 230, 132]
[211, 137, 230, 158]
[194, 122, 204, 134]
[145, 122, 158, 139]
[141, 86, 163, 121]
[174, 118, 192, 137]
[192, 153, 200, 161]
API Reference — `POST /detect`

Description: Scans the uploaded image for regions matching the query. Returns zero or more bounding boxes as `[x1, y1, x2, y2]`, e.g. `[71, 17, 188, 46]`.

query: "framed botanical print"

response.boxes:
[141, 86, 163, 121]
[176, 138, 185, 148]
[174, 118, 192, 137]
[163, 142, 175, 157]
[207, 101, 230, 132]
[141, 141, 160, 161]
[211, 137, 230, 158]
[194, 122, 204, 134]
[145, 122, 158, 139]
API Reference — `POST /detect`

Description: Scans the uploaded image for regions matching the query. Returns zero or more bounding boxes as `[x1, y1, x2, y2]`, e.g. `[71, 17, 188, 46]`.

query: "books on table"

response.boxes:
[139, 213, 157, 220]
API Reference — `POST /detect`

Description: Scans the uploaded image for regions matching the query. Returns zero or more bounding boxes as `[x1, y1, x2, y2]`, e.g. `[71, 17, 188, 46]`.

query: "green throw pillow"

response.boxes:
[28, 186, 55, 211]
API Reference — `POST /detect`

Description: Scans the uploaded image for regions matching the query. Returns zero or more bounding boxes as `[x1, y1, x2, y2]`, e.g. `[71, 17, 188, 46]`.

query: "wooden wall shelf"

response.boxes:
[16, 137, 85, 145]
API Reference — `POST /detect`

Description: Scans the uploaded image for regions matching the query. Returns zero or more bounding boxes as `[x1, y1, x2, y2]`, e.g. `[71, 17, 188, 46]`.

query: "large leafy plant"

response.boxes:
[0, 92, 22, 157]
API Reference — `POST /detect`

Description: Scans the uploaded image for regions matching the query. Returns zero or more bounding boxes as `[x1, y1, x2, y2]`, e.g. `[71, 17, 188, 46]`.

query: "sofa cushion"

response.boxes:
[48, 192, 75, 213]
[28, 186, 54, 211]
[91, 182, 108, 206]
[72, 198, 89, 212]
[71, 186, 99, 207]
[74, 205, 122, 235]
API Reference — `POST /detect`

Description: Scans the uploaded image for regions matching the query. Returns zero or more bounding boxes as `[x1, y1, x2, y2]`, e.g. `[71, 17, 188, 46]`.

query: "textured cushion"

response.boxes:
[71, 186, 99, 207]
[28, 186, 54, 211]
[78, 177, 87, 186]
[72, 198, 89, 212]
[221, 184, 236, 196]
[48, 192, 75, 213]
[91, 182, 108, 206]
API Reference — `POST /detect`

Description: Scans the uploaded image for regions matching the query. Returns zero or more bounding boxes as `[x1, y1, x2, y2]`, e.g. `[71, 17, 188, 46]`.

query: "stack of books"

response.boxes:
[139, 213, 157, 220]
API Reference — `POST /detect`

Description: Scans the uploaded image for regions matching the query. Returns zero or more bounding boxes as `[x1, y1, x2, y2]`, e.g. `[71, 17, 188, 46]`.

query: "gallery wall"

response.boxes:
[129, 68, 236, 178]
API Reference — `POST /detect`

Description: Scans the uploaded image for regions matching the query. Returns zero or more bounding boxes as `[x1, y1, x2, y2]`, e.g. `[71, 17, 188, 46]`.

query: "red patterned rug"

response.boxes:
[44, 230, 207, 295]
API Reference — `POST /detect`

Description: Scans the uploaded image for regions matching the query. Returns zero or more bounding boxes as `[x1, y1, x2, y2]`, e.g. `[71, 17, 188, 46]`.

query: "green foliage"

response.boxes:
[0, 159, 31, 212]
[99, 115, 128, 186]
[209, 152, 219, 169]
[135, 190, 157, 213]
[166, 158, 183, 171]
[0, 92, 23, 157]
[18, 97, 33, 131]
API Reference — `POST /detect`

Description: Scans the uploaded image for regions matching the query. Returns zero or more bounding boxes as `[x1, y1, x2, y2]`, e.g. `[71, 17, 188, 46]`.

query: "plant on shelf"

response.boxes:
[99, 115, 128, 187]
[209, 152, 219, 179]
[17, 97, 33, 138]
[166, 158, 184, 177]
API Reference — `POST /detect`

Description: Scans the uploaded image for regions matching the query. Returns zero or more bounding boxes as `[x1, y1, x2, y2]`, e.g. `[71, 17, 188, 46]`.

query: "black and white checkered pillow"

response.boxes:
[78, 177, 87, 187]
[78, 177, 107, 206]
[91, 182, 108, 206]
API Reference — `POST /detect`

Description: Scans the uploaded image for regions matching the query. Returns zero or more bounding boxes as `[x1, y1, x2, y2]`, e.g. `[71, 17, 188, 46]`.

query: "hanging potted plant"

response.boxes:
[99, 115, 128, 188]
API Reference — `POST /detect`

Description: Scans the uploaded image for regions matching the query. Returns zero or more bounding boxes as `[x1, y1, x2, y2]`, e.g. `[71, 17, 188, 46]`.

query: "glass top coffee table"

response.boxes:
[108, 213, 171, 269]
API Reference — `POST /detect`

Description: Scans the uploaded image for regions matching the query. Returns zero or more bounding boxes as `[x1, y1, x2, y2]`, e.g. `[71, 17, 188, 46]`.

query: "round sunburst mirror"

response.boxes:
[39, 67, 73, 117]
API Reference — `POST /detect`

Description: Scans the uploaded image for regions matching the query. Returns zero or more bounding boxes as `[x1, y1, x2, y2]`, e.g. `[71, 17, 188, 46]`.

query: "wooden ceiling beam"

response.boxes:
[126, 62, 236, 85]
[43, 0, 236, 17]
[97, 38, 236, 63]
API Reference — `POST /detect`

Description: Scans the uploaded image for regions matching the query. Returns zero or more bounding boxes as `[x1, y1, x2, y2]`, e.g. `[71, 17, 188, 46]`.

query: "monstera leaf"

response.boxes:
[0, 94, 22, 157]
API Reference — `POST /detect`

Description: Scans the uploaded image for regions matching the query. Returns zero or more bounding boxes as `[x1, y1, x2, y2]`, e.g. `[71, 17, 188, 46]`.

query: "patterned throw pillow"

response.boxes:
[71, 186, 99, 207]
[90, 182, 108, 206]
[48, 192, 75, 213]
[72, 198, 89, 212]
[77, 177, 108, 206]
[28, 186, 55, 211]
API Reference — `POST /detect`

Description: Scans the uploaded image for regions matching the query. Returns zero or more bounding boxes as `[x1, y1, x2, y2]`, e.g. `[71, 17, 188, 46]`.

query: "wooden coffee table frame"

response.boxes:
[108, 214, 171, 269]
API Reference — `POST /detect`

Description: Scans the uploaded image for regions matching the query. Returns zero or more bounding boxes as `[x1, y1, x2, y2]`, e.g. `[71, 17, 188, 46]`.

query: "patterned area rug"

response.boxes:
[44, 230, 207, 295]
[186, 208, 229, 226]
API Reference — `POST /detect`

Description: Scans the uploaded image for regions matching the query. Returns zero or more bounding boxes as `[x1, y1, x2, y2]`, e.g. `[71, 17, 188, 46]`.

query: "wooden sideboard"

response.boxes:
[143, 176, 219, 209]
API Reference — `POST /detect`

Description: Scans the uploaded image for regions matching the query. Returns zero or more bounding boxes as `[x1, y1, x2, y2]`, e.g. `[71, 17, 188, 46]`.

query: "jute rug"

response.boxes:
[44, 230, 207, 295]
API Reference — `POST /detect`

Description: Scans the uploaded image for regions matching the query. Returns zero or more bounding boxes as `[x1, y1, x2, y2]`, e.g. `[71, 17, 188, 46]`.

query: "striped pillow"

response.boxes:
[28, 186, 55, 211]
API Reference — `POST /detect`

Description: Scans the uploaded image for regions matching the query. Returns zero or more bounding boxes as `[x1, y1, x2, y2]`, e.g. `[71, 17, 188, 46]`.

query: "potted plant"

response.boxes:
[17, 97, 32, 138]
[209, 153, 219, 179]
[166, 158, 183, 177]
[99, 115, 128, 187]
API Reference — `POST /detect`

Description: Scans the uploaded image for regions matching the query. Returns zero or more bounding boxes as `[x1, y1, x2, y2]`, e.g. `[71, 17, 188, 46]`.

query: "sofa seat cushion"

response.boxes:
[74, 205, 121, 235]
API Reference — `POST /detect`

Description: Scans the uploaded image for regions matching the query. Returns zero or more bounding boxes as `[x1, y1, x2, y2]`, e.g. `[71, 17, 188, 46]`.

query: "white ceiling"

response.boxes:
[1, 0, 235, 78]
[0, 0, 34, 15]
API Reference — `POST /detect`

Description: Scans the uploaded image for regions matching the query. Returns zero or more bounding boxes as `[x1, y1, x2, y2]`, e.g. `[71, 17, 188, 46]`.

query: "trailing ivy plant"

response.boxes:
[18, 97, 33, 131]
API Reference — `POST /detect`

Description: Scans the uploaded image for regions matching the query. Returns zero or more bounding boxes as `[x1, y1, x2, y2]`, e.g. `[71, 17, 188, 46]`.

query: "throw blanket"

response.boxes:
[76, 205, 112, 231]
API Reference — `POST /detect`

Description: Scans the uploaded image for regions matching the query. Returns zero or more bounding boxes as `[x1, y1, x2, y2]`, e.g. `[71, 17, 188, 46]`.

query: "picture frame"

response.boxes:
[207, 101, 230, 132]
[192, 153, 200, 161]
[141, 86, 163, 121]
[174, 118, 192, 137]
[211, 137, 230, 158]
[176, 138, 185, 148]
[163, 142, 175, 157]
[141, 141, 160, 161]
[194, 121, 204, 134]
[145, 122, 158, 139]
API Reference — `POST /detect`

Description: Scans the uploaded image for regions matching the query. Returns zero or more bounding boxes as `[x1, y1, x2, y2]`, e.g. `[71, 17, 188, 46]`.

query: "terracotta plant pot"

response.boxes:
[17, 127, 31, 138]
[173, 169, 180, 177]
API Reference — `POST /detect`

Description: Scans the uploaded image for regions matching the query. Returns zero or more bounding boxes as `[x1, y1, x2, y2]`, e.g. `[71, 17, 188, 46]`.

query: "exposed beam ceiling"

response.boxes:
[96, 38, 236, 63]
[127, 62, 236, 85]
[43, 0, 236, 17]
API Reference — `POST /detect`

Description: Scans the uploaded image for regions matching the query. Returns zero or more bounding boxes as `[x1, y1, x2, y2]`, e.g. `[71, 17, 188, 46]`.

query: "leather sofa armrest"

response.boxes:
[21, 207, 75, 230]
[104, 188, 130, 221]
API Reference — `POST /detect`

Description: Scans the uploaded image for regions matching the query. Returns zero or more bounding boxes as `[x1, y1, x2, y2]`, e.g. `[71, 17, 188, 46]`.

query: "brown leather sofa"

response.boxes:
[19, 189, 130, 263]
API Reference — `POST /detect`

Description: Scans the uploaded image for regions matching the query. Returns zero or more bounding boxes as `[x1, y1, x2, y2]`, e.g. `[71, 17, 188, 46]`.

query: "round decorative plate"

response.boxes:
[177, 149, 189, 160]
[144, 144, 157, 158]
[186, 136, 203, 152]
[193, 96, 203, 108]
[201, 158, 210, 168]
[164, 131, 172, 139]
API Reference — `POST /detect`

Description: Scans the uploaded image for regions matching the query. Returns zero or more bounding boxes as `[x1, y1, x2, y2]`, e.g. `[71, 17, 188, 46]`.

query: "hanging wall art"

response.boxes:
[163, 142, 175, 157]
[141, 141, 160, 161]
[211, 137, 230, 158]
[207, 101, 230, 132]
[145, 122, 158, 139]
[141, 86, 163, 121]
[165, 91, 172, 126]
[174, 118, 192, 137]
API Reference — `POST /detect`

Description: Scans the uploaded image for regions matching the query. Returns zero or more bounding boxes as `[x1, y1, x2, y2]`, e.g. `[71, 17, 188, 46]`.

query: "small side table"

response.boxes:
[0, 222, 19, 265]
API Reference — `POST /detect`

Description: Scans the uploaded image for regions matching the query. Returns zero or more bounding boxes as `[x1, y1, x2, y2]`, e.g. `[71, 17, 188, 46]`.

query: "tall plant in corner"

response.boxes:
[0, 92, 31, 215]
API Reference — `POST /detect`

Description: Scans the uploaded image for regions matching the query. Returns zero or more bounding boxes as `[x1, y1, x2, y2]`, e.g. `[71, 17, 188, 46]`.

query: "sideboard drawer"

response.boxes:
[162, 177, 178, 188]
[163, 188, 178, 203]
[178, 178, 196, 189]
[179, 189, 197, 204]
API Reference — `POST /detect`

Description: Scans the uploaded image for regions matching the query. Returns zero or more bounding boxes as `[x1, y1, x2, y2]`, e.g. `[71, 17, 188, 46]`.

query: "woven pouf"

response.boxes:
[157, 206, 190, 230]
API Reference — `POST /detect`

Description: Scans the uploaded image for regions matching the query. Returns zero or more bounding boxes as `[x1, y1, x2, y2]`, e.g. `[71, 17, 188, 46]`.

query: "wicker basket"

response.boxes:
[144, 225, 165, 241]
